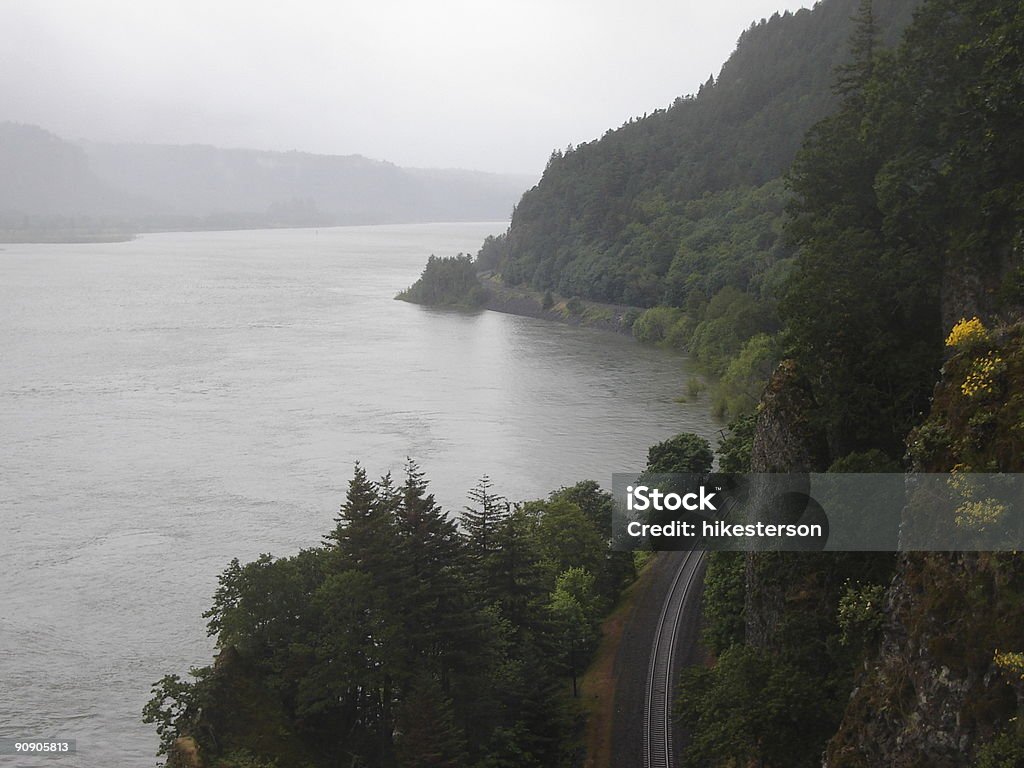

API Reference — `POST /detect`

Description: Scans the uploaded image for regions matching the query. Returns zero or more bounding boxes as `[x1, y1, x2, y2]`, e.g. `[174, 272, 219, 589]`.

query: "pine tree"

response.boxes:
[394, 461, 478, 678]
[325, 462, 376, 548]
[834, 0, 879, 101]
[463, 475, 509, 558]
[462, 475, 510, 598]
[395, 672, 469, 768]
[326, 463, 403, 579]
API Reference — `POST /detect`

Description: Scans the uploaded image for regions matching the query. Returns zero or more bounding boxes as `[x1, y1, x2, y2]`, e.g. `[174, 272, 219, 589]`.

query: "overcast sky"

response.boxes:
[1, 1, 813, 176]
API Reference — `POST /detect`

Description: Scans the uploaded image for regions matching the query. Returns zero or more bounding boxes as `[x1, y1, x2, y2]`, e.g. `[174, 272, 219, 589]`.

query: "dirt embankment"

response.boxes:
[478, 274, 639, 336]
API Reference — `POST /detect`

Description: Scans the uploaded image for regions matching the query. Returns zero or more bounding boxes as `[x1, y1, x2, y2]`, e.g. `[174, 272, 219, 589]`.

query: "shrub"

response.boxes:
[713, 333, 778, 418]
[632, 306, 686, 344]
[946, 316, 990, 349]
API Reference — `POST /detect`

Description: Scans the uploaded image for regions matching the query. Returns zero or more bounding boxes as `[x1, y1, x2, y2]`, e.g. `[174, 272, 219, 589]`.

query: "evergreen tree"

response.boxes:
[395, 672, 469, 768]
[834, 0, 879, 100]
[326, 462, 387, 557]
[462, 475, 510, 595]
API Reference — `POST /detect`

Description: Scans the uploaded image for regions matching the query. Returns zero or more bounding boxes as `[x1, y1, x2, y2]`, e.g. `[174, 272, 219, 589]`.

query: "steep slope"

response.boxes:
[675, 1, 1024, 766]
[484, 0, 917, 307]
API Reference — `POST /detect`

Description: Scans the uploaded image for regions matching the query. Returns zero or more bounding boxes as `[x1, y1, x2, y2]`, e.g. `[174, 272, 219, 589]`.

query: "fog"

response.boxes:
[3, 0, 812, 175]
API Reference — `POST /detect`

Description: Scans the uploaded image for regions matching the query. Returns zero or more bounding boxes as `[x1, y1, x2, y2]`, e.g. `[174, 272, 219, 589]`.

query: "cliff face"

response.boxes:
[745, 360, 829, 649]
[750, 359, 828, 475]
[824, 323, 1024, 767]
[826, 551, 1024, 767]
[745, 294, 1024, 766]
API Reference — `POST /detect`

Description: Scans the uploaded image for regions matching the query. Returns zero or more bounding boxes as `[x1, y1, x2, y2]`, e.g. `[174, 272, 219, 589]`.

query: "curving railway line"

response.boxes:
[643, 549, 705, 768]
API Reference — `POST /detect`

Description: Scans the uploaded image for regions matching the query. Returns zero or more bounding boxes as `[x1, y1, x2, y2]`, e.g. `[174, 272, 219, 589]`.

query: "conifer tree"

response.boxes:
[462, 475, 510, 598]
[834, 0, 878, 101]
[463, 475, 509, 558]
[395, 672, 469, 768]
[326, 463, 402, 580]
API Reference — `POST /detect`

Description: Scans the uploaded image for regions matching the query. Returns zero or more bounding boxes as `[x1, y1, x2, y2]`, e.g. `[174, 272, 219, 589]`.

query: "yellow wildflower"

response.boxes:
[960, 353, 1002, 397]
[945, 316, 989, 348]
[995, 650, 1024, 681]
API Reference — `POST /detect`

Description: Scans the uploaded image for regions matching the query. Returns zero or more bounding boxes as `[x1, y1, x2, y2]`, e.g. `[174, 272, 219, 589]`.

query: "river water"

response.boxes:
[0, 223, 720, 766]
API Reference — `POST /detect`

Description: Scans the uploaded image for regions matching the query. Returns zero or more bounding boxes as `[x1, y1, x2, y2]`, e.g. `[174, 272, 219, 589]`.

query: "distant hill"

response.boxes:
[0, 123, 532, 241]
[0, 123, 128, 218]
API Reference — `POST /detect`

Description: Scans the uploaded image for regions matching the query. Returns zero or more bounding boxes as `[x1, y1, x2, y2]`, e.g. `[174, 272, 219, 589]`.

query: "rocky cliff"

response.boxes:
[824, 322, 1024, 767]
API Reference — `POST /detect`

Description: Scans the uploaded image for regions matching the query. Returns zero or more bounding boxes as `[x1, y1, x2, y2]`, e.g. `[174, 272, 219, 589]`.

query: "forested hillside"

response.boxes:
[467, 0, 918, 417]
[486, 0, 915, 305]
[680, 0, 1024, 766]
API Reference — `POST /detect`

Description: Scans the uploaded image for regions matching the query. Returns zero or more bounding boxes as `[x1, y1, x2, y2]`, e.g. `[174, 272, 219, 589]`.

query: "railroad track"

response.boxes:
[643, 549, 704, 768]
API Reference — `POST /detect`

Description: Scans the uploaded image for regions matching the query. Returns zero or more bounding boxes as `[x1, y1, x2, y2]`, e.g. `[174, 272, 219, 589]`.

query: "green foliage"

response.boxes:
[549, 567, 602, 694]
[645, 432, 714, 474]
[476, 2, 918, 398]
[475, 235, 507, 273]
[713, 332, 778, 418]
[142, 673, 204, 756]
[633, 286, 778, 413]
[397, 253, 489, 307]
[909, 325, 1024, 474]
[828, 449, 901, 473]
[701, 552, 745, 655]
[631, 306, 686, 345]
[396, 672, 469, 768]
[214, 751, 281, 768]
[533, 499, 605, 583]
[676, 645, 835, 768]
[548, 480, 614, 533]
[147, 465, 631, 768]
[491, 1, 916, 308]
[717, 413, 757, 473]
[688, 287, 778, 375]
[782, 0, 1024, 459]
[462, 475, 510, 590]
[973, 730, 1024, 768]
[837, 581, 886, 649]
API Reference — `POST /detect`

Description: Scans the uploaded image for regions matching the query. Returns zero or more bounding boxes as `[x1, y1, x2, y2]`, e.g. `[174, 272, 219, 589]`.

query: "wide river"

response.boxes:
[0, 223, 720, 766]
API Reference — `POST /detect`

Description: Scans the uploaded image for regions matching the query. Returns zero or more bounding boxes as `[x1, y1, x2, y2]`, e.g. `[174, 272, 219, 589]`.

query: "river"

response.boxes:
[0, 223, 720, 766]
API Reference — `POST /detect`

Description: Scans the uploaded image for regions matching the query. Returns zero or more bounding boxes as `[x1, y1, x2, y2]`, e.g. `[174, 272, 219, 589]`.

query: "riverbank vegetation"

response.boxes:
[144, 428, 721, 767]
[395, 254, 489, 308]
[145, 465, 637, 768]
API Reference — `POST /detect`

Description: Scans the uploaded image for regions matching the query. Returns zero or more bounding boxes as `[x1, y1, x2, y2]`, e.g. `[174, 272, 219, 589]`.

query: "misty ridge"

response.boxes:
[0, 122, 534, 242]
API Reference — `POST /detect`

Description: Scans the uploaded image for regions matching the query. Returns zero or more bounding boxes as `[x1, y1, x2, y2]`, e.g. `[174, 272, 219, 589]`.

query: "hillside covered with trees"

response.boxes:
[469, 0, 918, 417]
[676, 0, 1024, 766]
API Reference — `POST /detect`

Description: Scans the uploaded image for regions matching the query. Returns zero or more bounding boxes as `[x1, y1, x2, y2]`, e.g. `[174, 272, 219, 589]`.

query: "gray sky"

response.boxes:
[1, 0, 813, 175]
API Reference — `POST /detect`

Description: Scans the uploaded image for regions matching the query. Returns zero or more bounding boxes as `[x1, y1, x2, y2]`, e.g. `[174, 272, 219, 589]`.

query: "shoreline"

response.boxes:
[0, 220, 510, 246]
[478, 273, 639, 336]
